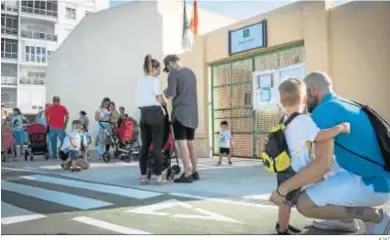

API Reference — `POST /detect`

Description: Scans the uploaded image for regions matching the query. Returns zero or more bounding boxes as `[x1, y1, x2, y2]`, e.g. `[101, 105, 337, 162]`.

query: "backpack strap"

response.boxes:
[334, 98, 385, 168]
[282, 112, 301, 127]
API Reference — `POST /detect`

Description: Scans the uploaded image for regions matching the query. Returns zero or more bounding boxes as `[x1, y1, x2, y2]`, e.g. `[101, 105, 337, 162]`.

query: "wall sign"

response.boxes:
[229, 20, 267, 55]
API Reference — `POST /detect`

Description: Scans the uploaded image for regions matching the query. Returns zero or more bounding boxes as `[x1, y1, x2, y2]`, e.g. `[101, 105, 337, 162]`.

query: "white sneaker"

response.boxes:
[364, 209, 390, 235]
[312, 219, 360, 232]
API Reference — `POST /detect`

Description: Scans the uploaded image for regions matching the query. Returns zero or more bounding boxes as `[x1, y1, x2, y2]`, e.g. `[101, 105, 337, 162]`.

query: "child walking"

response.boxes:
[274, 78, 350, 235]
[217, 121, 232, 165]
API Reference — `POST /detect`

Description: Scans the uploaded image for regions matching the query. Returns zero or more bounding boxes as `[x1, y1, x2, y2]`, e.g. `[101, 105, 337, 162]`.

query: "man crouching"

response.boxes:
[60, 120, 90, 172]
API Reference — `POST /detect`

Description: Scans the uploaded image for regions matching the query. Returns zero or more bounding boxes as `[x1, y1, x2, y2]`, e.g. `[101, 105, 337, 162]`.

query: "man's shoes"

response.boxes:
[174, 173, 193, 183]
[313, 219, 360, 232]
[192, 171, 200, 181]
[276, 223, 301, 234]
[364, 209, 390, 235]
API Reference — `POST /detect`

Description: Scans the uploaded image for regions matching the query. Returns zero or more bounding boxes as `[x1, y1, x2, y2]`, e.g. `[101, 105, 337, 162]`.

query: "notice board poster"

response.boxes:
[252, 64, 305, 111]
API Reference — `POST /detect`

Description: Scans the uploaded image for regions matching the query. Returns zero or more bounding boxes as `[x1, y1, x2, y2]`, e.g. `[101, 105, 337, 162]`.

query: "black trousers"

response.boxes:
[139, 106, 165, 175]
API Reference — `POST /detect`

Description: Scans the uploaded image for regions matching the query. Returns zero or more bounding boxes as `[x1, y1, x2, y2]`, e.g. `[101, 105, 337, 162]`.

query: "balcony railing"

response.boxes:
[1, 51, 18, 60]
[1, 3, 18, 13]
[21, 6, 57, 18]
[2, 101, 17, 108]
[1, 76, 17, 86]
[1, 27, 18, 35]
[21, 29, 57, 41]
[19, 77, 45, 85]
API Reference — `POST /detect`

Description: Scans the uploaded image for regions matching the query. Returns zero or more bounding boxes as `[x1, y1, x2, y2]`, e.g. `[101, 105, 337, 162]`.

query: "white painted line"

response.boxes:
[242, 194, 271, 200]
[40, 162, 138, 170]
[72, 216, 150, 234]
[169, 192, 297, 212]
[1, 214, 47, 225]
[127, 199, 241, 223]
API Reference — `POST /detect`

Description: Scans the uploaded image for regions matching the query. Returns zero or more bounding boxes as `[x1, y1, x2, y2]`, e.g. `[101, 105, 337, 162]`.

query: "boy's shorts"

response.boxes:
[219, 147, 230, 155]
[69, 150, 80, 159]
[276, 167, 301, 205]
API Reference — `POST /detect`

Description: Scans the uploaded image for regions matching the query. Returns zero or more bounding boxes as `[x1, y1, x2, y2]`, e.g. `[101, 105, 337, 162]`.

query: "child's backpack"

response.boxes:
[261, 113, 300, 173]
[336, 100, 390, 172]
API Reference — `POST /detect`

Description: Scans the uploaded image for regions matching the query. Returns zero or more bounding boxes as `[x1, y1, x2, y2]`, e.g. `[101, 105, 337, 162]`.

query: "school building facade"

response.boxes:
[181, 1, 390, 158]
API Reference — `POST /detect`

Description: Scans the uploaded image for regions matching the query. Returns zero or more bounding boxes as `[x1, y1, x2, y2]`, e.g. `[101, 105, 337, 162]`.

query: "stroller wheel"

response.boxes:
[147, 169, 152, 180]
[172, 165, 181, 175]
[102, 152, 111, 163]
[44, 152, 50, 160]
[166, 168, 174, 180]
[24, 151, 28, 161]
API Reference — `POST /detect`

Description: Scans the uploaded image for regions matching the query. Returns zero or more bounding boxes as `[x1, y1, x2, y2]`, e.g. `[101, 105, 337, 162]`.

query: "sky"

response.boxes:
[109, 0, 291, 20]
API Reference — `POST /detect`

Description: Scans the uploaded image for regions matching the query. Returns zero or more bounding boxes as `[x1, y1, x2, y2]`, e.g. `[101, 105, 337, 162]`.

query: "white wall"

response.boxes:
[46, 1, 162, 137]
[46, 1, 235, 144]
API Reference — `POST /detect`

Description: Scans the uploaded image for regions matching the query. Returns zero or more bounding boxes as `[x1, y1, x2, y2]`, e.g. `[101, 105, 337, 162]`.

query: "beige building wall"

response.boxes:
[180, 1, 390, 157]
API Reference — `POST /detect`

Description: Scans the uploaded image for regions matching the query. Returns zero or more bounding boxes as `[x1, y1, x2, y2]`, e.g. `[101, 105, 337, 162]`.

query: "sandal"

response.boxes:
[155, 175, 166, 185]
[139, 175, 149, 185]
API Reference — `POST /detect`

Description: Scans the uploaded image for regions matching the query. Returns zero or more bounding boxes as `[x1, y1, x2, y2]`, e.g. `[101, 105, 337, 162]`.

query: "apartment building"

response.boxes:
[1, 0, 108, 115]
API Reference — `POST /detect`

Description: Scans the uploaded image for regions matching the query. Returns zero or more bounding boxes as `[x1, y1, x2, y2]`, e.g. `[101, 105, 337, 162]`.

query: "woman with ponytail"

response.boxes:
[136, 54, 166, 184]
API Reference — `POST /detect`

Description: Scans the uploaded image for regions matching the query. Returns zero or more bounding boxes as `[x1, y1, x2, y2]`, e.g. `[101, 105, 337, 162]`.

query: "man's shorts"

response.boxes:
[305, 170, 389, 207]
[219, 147, 230, 155]
[277, 167, 301, 205]
[172, 120, 195, 140]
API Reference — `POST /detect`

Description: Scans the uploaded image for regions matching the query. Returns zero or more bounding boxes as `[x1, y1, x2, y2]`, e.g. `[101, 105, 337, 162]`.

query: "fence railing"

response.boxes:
[1, 52, 18, 59]
[2, 101, 17, 108]
[1, 76, 17, 86]
[21, 6, 57, 18]
[21, 29, 57, 41]
[19, 77, 45, 85]
[1, 27, 18, 35]
[1, 3, 18, 13]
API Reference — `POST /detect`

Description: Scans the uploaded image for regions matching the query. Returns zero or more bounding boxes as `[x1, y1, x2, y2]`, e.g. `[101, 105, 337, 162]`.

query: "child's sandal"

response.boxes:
[139, 175, 149, 185]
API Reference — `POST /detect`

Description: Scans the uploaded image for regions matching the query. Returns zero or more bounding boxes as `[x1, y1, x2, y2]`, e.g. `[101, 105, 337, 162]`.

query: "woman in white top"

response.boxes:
[136, 54, 166, 184]
[94, 98, 111, 159]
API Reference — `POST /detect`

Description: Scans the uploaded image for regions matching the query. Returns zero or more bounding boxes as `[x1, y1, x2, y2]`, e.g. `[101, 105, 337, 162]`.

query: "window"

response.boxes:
[47, 50, 54, 58]
[1, 14, 19, 35]
[66, 7, 76, 19]
[1, 38, 18, 59]
[25, 46, 48, 63]
[243, 29, 250, 38]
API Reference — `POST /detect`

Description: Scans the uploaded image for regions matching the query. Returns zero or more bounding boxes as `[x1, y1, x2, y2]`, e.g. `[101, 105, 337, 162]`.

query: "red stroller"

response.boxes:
[147, 107, 181, 180]
[107, 117, 140, 162]
[24, 123, 49, 161]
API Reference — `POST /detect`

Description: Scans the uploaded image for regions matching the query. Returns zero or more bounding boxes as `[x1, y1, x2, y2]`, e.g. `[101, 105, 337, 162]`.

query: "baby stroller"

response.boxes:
[109, 117, 140, 162]
[98, 120, 115, 162]
[147, 107, 181, 181]
[24, 123, 49, 161]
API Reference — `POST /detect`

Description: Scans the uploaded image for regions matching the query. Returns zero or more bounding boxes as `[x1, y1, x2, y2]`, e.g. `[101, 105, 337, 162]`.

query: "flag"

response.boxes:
[182, 0, 193, 50]
[190, 0, 199, 37]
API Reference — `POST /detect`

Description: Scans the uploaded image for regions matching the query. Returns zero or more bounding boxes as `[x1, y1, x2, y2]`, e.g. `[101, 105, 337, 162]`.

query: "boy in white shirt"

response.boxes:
[274, 78, 350, 235]
[217, 121, 232, 165]
[60, 120, 89, 172]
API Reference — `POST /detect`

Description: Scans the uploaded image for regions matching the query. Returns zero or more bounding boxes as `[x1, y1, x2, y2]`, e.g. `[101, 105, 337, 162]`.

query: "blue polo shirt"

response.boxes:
[311, 93, 390, 193]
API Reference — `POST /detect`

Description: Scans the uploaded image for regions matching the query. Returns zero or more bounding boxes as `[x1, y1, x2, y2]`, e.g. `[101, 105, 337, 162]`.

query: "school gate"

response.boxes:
[211, 42, 305, 158]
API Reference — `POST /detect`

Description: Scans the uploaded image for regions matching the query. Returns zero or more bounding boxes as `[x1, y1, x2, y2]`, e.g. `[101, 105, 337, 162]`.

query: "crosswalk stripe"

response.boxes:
[2, 181, 113, 210]
[21, 175, 162, 199]
[1, 202, 46, 225]
[72, 216, 151, 234]
[40, 162, 138, 170]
